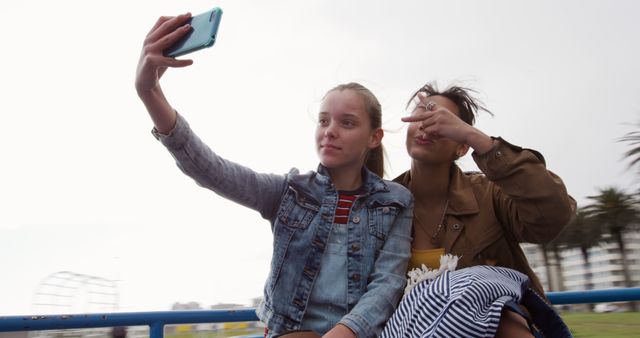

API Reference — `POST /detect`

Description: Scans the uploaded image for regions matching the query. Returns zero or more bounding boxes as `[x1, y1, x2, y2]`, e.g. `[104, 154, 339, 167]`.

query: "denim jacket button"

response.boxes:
[452, 223, 461, 231]
[351, 273, 361, 282]
[382, 206, 390, 213]
[293, 298, 304, 309]
[312, 239, 325, 249]
[303, 267, 314, 278]
[351, 244, 360, 252]
[352, 216, 361, 224]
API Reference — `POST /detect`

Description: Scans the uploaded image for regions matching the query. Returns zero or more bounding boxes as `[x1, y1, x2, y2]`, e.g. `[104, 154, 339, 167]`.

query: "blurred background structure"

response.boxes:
[32, 271, 119, 314]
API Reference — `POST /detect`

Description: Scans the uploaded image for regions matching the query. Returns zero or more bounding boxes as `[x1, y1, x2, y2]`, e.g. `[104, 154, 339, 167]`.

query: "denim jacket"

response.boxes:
[153, 114, 414, 338]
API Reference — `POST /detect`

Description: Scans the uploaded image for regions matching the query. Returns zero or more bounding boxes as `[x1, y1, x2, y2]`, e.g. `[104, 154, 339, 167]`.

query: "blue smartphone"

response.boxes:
[164, 7, 223, 58]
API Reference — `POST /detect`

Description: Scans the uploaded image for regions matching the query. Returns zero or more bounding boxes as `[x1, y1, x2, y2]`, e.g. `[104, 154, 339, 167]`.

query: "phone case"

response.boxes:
[164, 7, 223, 58]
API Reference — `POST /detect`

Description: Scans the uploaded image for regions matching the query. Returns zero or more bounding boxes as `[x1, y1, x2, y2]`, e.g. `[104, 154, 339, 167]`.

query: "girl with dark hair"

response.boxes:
[382, 82, 576, 337]
[135, 13, 413, 338]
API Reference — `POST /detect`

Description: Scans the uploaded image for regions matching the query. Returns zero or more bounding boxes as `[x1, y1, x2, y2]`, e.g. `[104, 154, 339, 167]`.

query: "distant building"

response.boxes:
[169, 302, 204, 333]
[171, 301, 202, 310]
[522, 231, 640, 292]
[209, 302, 263, 331]
[559, 232, 640, 291]
[210, 303, 244, 309]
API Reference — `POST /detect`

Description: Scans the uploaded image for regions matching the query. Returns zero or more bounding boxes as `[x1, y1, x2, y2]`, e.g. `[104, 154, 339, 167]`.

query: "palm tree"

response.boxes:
[620, 127, 640, 176]
[585, 187, 640, 311]
[539, 242, 566, 292]
[538, 243, 556, 291]
[552, 208, 604, 293]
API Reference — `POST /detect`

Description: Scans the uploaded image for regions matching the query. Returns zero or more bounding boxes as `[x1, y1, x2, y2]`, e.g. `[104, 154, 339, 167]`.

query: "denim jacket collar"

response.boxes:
[316, 164, 389, 195]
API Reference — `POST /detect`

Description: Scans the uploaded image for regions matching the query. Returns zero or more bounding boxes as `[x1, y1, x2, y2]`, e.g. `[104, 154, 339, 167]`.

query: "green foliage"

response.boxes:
[562, 312, 640, 337]
[552, 208, 603, 250]
[619, 128, 640, 175]
[167, 328, 263, 338]
[585, 187, 640, 235]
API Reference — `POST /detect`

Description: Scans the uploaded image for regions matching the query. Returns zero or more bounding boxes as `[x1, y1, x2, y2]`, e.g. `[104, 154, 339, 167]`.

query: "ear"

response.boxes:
[369, 128, 384, 149]
[456, 144, 470, 158]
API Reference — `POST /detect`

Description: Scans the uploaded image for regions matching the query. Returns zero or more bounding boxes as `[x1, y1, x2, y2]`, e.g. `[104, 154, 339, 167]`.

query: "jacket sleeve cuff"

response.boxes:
[339, 314, 370, 338]
[150, 113, 191, 150]
[472, 137, 545, 180]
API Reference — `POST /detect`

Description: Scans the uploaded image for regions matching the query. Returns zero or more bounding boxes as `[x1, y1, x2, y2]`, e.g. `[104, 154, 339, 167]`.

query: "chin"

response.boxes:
[319, 159, 337, 168]
[407, 149, 428, 161]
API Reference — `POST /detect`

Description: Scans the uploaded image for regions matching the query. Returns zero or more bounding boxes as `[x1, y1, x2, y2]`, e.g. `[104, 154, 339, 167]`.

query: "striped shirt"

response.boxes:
[334, 193, 358, 224]
[381, 266, 573, 338]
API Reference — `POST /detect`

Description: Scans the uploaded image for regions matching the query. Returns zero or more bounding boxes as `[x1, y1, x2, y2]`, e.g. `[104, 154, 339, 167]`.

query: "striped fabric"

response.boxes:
[381, 266, 572, 338]
[334, 194, 357, 224]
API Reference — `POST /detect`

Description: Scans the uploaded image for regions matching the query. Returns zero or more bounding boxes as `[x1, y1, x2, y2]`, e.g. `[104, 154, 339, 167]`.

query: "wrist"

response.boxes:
[465, 127, 494, 155]
[323, 324, 356, 338]
[136, 84, 163, 101]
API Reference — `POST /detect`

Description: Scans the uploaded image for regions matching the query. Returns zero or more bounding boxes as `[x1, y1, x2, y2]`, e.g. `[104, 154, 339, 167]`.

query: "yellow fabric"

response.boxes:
[409, 247, 445, 271]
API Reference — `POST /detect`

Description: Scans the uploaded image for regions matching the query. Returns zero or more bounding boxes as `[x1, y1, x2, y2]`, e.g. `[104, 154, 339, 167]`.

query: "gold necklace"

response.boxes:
[414, 199, 449, 244]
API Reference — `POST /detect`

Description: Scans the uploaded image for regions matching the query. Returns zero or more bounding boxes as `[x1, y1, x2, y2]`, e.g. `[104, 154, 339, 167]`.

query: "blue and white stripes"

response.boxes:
[381, 266, 569, 338]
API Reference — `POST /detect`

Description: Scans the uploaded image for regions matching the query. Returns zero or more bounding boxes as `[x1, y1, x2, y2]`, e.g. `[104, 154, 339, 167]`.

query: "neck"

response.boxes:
[409, 160, 452, 202]
[328, 167, 363, 191]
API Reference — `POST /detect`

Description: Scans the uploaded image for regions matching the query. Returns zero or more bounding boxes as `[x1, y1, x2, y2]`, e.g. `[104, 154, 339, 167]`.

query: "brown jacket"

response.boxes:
[394, 137, 577, 297]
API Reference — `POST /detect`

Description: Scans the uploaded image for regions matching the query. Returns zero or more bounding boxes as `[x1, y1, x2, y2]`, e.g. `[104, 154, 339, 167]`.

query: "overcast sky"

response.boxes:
[1, 0, 639, 315]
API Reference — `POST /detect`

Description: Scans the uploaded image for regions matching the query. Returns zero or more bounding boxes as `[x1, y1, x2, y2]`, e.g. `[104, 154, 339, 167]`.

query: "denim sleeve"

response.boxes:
[339, 197, 414, 338]
[152, 113, 287, 221]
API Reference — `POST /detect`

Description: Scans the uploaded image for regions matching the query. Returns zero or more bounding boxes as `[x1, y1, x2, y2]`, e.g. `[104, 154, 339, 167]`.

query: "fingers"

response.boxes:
[403, 92, 438, 123]
[140, 49, 193, 72]
[151, 23, 192, 51]
[402, 108, 439, 132]
[417, 92, 437, 110]
[401, 114, 429, 123]
[145, 12, 192, 45]
[418, 95, 438, 112]
[166, 58, 194, 68]
[145, 16, 173, 37]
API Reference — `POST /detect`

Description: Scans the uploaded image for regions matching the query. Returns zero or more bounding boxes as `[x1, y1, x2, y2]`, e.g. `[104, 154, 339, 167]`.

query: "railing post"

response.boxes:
[150, 322, 164, 338]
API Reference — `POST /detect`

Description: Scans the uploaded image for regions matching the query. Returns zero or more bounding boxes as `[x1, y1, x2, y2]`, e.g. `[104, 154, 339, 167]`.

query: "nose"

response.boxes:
[324, 120, 337, 138]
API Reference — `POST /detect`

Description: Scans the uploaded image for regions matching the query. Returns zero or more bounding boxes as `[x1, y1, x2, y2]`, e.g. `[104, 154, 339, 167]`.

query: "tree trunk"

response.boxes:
[552, 245, 566, 292]
[581, 246, 594, 311]
[614, 229, 638, 311]
[540, 244, 554, 291]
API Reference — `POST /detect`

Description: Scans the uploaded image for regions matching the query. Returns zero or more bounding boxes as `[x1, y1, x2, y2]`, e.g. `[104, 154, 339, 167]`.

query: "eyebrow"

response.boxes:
[318, 111, 362, 119]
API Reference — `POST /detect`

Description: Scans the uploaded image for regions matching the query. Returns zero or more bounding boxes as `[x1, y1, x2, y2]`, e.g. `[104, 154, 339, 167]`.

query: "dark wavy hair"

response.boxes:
[407, 82, 493, 125]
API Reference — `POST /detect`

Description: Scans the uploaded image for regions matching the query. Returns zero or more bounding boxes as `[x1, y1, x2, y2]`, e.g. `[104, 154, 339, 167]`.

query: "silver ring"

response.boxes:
[426, 102, 436, 111]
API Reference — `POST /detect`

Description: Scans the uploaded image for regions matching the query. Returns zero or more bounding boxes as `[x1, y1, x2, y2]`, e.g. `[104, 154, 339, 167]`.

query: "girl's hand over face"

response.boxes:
[401, 92, 474, 144]
[135, 13, 194, 96]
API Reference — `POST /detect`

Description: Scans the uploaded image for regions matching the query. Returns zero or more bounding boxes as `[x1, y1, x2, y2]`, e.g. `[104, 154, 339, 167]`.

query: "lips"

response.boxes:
[321, 144, 341, 150]
[414, 135, 434, 145]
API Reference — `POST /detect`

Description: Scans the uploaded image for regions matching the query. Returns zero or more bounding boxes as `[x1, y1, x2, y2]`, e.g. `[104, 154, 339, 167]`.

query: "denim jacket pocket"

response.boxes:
[277, 186, 320, 229]
[367, 200, 402, 246]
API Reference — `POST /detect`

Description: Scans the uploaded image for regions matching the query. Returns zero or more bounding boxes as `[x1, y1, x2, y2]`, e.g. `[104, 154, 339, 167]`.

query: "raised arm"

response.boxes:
[135, 13, 193, 133]
[401, 93, 575, 242]
[136, 13, 286, 221]
[472, 139, 576, 243]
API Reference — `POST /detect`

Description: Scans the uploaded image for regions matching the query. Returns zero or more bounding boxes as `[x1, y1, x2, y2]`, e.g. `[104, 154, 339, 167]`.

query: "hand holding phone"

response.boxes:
[164, 7, 223, 58]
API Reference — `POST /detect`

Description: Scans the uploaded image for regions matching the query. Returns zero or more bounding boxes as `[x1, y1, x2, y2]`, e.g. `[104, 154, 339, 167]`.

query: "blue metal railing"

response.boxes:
[1, 288, 639, 338]
[547, 287, 640, 305]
